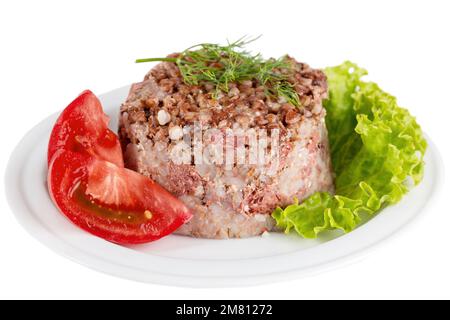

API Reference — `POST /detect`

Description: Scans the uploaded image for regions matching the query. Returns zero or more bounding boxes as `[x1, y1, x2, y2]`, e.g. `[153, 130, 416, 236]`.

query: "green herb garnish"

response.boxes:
[136, 37, 301, 107]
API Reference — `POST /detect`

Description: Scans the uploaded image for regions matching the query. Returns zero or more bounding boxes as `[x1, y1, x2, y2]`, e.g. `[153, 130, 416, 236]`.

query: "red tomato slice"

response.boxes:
[48, 150, 192, 244]
[48, 90, 124, 167]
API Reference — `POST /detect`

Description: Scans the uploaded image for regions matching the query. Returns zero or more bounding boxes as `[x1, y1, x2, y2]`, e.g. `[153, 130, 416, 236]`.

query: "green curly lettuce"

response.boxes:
[272, 61, 427, 238]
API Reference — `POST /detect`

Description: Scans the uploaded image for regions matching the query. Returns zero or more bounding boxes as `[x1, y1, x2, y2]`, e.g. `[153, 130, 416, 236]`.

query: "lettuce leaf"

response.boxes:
[272, 61, 427, 238]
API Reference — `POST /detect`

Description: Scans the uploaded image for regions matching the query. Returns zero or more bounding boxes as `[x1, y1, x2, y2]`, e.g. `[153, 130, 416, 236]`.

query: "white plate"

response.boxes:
[5, 86, 445, 287]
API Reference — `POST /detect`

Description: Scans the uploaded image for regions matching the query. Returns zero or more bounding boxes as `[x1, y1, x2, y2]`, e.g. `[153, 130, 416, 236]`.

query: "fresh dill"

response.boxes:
[136, 37, 301, 107]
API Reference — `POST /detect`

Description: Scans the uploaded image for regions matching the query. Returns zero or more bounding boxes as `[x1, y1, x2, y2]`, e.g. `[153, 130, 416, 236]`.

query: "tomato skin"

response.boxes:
[48, 150, 193, 244]
[48, 90, 124, 167]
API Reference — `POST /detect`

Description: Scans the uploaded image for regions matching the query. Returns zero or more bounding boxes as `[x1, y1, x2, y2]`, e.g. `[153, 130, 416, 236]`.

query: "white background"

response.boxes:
[1, 0, 449, 299]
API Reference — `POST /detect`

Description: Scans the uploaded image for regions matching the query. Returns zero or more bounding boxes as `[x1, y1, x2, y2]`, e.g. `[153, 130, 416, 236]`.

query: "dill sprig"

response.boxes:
[136, 37, 301, 107]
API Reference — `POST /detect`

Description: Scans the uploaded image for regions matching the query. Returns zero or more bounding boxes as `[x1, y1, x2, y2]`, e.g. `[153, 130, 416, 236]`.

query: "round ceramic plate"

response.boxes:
[5, 86, 445, 287]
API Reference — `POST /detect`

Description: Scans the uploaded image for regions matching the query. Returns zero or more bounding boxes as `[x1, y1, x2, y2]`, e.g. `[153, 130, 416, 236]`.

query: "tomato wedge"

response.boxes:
[47, 90, 192, 244]
[48, 90, 124, 167]
[48, 150, 192, 244]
